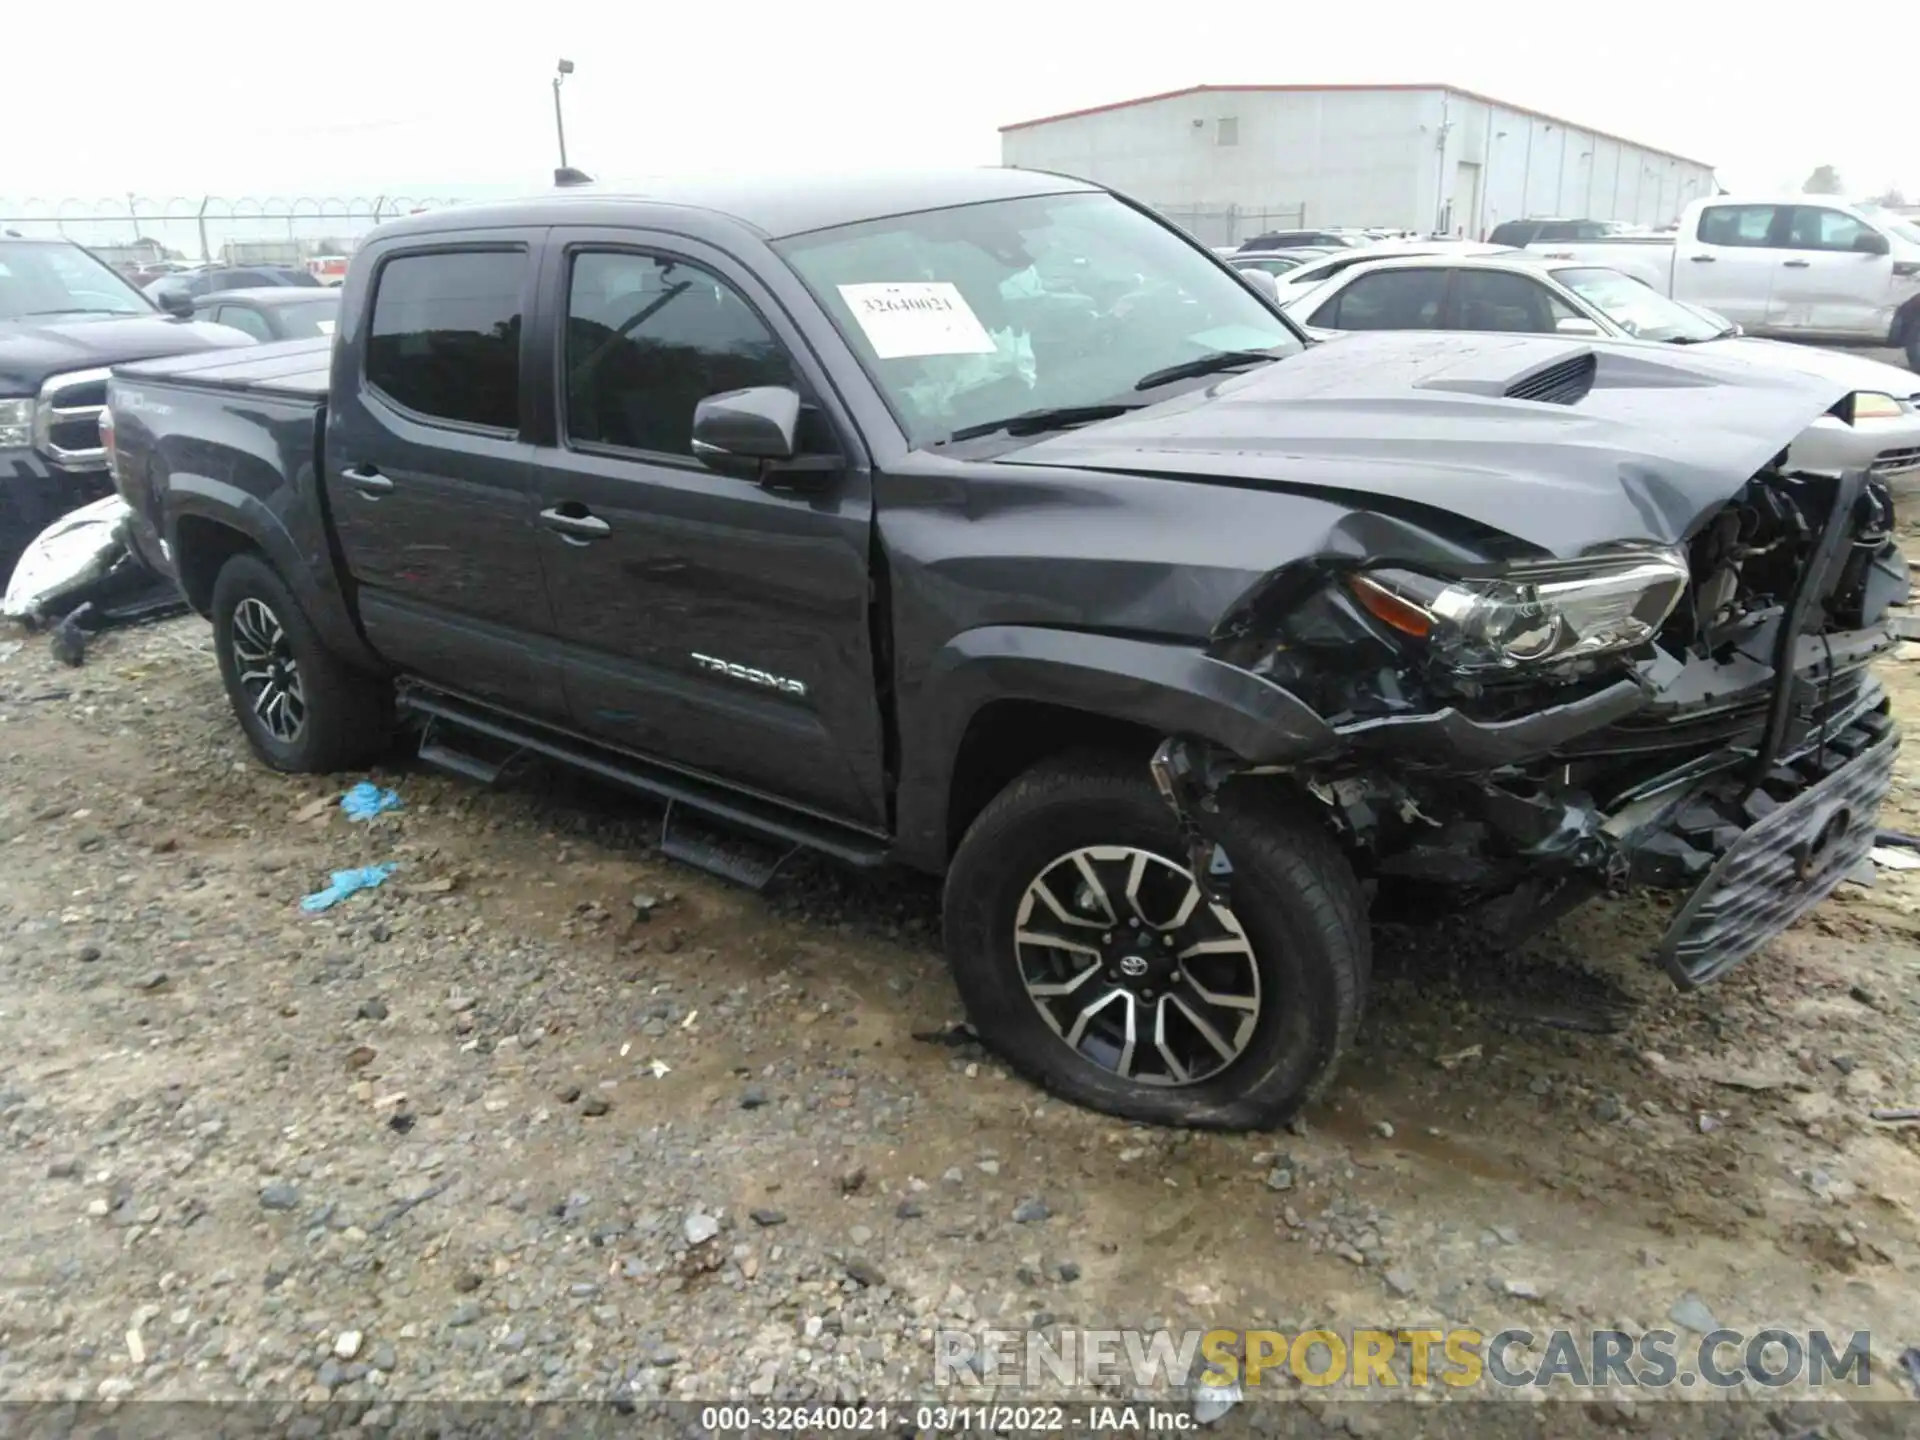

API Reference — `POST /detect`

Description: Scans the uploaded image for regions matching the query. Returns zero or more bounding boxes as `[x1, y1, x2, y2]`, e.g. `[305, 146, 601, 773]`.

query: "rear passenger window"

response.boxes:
[1452, 270, 1578, 333]
[1312, 269, 1448, 330]
[366, 250, 523, 430]
[564, 250, 795, 457]
[1696, 205, 1780, 248]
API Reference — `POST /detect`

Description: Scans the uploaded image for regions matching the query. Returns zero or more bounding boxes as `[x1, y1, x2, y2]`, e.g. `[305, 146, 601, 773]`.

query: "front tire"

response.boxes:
[942, 753, 1369, 1131]
[211, 551, 391, 773]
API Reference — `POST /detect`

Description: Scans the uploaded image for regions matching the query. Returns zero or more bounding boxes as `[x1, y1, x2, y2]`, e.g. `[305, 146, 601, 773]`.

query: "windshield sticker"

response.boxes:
[316, 319, 336, 334]
[837, 282, 997, 359]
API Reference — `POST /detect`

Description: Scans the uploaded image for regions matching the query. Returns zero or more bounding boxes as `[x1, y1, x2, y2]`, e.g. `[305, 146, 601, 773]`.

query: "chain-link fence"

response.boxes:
[0, 195, 465, 267]
[1154, 202, 1309, 247]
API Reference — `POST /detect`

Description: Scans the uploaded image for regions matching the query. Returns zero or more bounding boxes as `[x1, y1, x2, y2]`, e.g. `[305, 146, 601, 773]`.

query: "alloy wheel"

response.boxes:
[231, 597, 306, 744]
[1014, 845, 1261, 1086]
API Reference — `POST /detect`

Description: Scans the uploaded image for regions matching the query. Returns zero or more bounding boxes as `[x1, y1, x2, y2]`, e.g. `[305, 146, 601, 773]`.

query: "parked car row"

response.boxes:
[144, 263, 325, 315]
[1517, 195, 1920, 369]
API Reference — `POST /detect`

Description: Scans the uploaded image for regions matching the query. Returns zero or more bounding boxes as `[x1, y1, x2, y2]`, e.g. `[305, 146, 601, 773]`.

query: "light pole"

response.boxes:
[552, 59, 575, 170]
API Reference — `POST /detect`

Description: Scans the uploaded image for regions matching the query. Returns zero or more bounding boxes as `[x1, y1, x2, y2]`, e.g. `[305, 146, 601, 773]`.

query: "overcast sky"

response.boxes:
[7, 1, 1910, 205]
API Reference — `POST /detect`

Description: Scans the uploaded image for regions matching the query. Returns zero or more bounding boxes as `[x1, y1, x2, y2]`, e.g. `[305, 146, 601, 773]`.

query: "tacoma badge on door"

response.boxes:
[690, 652, 807, 698]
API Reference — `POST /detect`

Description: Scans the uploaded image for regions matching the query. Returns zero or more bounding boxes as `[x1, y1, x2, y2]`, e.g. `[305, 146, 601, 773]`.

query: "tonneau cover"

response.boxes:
[112, 336, 331, 399]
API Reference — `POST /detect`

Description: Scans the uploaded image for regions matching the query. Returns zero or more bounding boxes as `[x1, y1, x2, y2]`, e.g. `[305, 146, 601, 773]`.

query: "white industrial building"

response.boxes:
[999, 84, 1718, 245]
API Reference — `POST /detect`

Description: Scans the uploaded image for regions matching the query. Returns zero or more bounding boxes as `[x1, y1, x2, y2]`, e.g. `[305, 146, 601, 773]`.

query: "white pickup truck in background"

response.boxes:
[1528, 196, 1920, 368]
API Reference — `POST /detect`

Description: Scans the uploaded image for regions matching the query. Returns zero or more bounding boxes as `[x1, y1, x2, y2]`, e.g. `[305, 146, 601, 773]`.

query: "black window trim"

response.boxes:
[361, 240, 534, 440]
[553, 239, 814, 473]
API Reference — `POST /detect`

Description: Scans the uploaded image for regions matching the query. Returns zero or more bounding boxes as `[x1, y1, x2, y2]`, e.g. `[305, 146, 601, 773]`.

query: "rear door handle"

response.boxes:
[1783, 259, 1811, 268]
[539, 506, 611, 541]
[1689, 254, 1716, 263]
[339, 466, 393, 496]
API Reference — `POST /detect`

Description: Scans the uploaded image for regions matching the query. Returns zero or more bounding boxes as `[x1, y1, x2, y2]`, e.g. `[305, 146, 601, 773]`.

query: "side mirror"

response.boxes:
[692, 386, 799, 466]
[1555, 315, 1606, 337]
[156, 290, 194, 319]
[1853, 230, 1891, 256]
[691, 386, 837, 492]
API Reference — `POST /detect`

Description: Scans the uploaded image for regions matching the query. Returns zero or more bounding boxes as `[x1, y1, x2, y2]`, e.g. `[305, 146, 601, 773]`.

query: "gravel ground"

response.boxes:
[3, 538, 1920, 1437]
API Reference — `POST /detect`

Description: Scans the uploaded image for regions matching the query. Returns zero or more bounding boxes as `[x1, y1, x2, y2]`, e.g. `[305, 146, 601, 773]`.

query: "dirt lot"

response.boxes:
[3, 548, 1920, 1436]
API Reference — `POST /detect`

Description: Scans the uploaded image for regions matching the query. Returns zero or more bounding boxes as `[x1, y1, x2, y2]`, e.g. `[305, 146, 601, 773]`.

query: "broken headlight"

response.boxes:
[1348, 547, 1689, 673]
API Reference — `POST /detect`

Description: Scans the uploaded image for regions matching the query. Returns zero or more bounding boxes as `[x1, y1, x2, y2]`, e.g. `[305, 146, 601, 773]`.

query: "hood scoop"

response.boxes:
[1502, 351, 1597, 406]
[1394, 338, 1600, 405]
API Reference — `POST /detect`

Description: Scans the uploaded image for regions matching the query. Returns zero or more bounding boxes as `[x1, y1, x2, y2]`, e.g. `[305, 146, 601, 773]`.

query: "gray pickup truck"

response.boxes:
[103, 168, 1906, 1130]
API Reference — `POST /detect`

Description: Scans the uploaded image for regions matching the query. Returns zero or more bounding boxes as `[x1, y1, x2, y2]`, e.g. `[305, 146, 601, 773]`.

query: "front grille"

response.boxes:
[1504, 352, 1596, 406]
[32, 367, 112, 474]
[1871, 445, 1920, 478]
[1569, 663, 1871, 761]
[1654, 705, 1897, 988]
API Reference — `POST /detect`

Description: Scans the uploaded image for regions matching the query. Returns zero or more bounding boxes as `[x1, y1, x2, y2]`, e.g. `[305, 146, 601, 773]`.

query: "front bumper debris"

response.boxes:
[1651, 706, 1898, 988]
[2, 450, 113, 587]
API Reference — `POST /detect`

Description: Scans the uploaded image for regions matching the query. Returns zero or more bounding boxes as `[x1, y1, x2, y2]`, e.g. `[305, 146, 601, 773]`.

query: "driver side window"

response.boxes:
[1785, 207, 1872, 252]
[564, 250, 798, 458]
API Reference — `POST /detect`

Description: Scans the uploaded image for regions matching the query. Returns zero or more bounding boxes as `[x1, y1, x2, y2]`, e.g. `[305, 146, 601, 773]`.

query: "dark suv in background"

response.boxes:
[1, 237, 251, 580]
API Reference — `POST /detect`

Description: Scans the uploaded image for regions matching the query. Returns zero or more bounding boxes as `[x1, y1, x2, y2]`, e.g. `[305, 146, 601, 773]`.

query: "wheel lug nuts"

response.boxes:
[1102, 933, 1112, 944]
[1129, 918, 1141, 928]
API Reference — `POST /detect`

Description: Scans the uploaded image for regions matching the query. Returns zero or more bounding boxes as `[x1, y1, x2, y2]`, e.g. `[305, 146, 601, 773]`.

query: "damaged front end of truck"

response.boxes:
[1147, 362, 1909, 989]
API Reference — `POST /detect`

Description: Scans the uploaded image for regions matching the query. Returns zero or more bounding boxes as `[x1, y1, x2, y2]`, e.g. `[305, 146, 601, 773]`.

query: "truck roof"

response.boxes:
[372, 167, 1105, 243]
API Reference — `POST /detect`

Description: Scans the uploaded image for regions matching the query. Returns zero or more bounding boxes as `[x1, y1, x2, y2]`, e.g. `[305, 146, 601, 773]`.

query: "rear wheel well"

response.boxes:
[944, 701, 1165, 856]
[173, 516, 259, 615]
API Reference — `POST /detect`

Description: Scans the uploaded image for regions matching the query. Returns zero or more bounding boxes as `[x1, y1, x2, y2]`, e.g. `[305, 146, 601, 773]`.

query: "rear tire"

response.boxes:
[1906, 329, 1920, 375]
[211, 551, 391, 774]
[942, 752, 1369, 1131]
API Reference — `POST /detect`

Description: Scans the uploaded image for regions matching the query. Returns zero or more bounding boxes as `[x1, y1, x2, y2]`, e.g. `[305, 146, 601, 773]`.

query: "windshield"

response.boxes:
[274, 299, 341, 337]
[0, 240, 153, 321]
[774, 191, 1304, 447]
[1855, 204, 1920, 248]
[1551, 265, 1725, 342]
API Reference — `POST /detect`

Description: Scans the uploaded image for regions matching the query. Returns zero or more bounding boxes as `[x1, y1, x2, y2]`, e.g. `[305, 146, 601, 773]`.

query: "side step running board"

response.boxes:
[416, 739, 506, 786]
[394, 685, 890, 885]
[658, 800, 799, 892]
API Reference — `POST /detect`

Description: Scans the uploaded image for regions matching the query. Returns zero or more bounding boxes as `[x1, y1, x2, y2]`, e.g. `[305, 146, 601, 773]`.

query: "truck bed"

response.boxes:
[112, 337, 332, 399]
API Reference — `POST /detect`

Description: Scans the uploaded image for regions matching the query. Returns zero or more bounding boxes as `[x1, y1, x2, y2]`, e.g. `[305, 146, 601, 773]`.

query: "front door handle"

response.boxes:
[1689, 254, 1716, 263]
[339, 465, 393, 496]
[539, 506, 611, 541]
[1783, 259, 1811, 268]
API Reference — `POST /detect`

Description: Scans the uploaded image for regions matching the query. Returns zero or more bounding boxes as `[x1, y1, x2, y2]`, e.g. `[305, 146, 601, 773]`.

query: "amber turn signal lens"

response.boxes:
[1348, 574, 1433, 638]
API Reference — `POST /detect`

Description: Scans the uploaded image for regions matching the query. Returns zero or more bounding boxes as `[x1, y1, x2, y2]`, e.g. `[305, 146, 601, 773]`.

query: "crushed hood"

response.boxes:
[1003, 332, 1852, 558]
